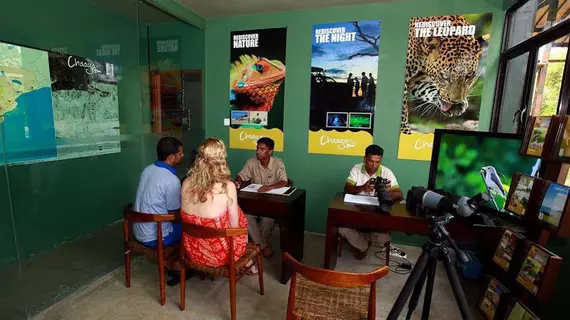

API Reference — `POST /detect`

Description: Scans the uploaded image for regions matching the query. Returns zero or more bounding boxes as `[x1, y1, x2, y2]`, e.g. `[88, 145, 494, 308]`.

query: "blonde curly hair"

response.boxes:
[185, 138, 232, 203]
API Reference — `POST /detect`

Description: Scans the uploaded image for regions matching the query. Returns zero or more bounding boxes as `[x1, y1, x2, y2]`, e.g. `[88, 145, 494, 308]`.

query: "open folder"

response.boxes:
[240, 183, 296, 196]
[343, 194, 379, 206]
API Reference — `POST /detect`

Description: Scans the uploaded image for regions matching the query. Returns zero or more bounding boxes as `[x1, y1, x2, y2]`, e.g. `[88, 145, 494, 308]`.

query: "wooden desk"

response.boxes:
[324, 193, 497, 270]
[238, 189, 306, 284]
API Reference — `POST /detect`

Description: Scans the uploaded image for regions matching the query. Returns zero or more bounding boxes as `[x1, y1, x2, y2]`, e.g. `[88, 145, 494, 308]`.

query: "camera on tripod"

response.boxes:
[387, 186, 492, 320]
[406, 186, 491, 219]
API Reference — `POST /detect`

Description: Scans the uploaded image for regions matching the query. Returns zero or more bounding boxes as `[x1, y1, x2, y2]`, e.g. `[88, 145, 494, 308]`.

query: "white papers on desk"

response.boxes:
[241, 184, 263, 192]
[343, 194, 379, 206]
[267, 187, 293, 195]
[240, 184, 294, 196]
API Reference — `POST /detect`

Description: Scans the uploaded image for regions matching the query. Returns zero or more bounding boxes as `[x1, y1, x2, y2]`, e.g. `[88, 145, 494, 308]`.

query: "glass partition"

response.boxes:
[138, 0, 205, 176]
[0, 0, 203, 318]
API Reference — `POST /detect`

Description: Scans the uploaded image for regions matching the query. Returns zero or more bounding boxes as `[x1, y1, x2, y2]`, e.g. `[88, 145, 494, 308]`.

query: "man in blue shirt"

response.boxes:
[133, 137, 184, 248]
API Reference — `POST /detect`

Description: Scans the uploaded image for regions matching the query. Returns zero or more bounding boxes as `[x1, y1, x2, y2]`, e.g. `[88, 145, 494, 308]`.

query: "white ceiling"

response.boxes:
[175, 0, 397, 18]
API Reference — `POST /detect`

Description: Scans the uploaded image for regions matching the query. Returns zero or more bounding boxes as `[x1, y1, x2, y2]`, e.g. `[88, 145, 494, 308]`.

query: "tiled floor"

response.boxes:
[33, 233, 482, 320]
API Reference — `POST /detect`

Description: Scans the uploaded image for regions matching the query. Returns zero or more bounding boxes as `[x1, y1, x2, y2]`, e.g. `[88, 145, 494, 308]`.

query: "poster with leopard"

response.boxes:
[229, 28, 287, 151]
[397, 14, 493, 161]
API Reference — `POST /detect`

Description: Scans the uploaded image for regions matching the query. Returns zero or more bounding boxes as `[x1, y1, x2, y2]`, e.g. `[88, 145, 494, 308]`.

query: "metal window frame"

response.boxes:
[491, 0, 570, 133]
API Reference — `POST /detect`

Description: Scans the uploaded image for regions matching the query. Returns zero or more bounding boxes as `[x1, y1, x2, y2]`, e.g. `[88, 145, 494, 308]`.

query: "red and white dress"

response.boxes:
[181, 207, 248, 267]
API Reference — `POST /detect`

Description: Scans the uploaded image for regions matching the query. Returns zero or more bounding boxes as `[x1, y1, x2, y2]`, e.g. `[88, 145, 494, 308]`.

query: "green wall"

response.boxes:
[205, 0, 506, 237]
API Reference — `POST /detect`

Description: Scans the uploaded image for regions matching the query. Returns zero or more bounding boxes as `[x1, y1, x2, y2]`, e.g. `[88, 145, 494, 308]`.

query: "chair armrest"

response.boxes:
[283, 252, 389, 288]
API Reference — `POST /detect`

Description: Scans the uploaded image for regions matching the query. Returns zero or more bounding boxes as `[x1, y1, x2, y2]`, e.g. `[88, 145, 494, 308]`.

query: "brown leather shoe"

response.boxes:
[353, 241, 371, 260]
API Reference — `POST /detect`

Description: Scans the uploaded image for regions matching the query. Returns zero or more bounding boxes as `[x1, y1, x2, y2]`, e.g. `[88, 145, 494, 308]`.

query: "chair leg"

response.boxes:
[337, 236, 343, 257]
[385, 241, 390, 266]
[229, 270, 237, 320]
[256, 254, 264, 295]
[179, 266, 186, 311]
[125, 249, 131, 288]
[158, 257, 166, 306]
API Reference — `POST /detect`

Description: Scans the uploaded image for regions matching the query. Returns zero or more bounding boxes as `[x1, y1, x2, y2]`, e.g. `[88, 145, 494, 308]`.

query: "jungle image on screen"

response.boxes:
[434, 134, 541, 213]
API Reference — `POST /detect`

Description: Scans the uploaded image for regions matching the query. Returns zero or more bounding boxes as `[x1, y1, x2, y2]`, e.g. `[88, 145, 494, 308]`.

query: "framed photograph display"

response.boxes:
[520, 116, 560, 159]
[515, 242, 562, 301]
[492, 228, 524, 272]
[478, 276, 508, 320]
[537, 181, 570, 236]
[554, 115, 570, 161]
[505, 173, 535, 218]
[505, 299, 539, 320]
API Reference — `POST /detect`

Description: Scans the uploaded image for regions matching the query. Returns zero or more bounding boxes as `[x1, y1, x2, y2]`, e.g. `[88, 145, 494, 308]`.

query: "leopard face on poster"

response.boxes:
[397, 14, 493, 161]
[229, 28, 287, 151]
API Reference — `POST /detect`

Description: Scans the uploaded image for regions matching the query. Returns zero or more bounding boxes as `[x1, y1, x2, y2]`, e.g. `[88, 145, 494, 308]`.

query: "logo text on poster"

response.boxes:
[67, 56, 101, 75]
[157, 40, 178, 53]
[314, 27, 356, 43]
[233, 34, 259, 48]
[320, 135, 356, 150]
[239, 131, 263, 144]
[414, 20, 476, 37]
[414, 138, 433, 150]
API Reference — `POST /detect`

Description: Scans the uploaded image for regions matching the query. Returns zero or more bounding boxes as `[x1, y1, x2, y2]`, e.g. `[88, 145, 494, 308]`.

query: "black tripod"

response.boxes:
[387, 213, 473, 320]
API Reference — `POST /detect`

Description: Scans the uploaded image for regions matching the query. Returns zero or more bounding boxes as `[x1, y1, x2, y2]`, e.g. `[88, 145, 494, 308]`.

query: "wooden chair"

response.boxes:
[123, 205, 177, 306]
[283, 253, 388, 320]
[179, 222, 264, 320]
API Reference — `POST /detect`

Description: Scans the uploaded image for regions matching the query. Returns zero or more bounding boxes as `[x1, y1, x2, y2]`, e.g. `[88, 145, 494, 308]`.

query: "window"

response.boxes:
[498, 53, 530, 133]
[507, 0, 570, 49]
[491, 0, 570, 134]
[530, 35, 569, 117]
[534, 0, 570, 35]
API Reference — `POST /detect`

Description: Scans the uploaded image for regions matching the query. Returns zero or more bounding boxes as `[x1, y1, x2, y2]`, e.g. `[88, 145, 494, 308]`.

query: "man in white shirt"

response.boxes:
[134, 137, 184, 248]
[341, 144, 403, 259]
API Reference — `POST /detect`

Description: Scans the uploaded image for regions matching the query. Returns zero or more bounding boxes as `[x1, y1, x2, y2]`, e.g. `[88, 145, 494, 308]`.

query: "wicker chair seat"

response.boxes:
[128, 240, 177, 261]
[184, 243, 260, 277]
[292, 274, 371, 320]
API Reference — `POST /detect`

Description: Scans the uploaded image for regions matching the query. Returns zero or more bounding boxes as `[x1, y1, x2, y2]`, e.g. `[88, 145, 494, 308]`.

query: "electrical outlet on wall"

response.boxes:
[224, 118, 230, 126]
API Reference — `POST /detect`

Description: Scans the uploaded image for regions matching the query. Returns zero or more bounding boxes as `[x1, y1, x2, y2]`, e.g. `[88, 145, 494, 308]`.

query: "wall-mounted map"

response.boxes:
[0, 42, 120, 165]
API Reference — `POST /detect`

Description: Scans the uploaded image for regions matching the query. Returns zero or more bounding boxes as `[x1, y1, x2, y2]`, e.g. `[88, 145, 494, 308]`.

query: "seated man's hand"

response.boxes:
[234, 180, 241, 189]
[258, 185, 274, 193]
[363, 179, 375, 193]
[385, 179, 392, 190]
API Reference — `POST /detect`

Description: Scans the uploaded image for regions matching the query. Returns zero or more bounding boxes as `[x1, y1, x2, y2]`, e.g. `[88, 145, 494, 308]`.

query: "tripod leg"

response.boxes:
[441, 251, 473, 320]
[405, 263, 429, 320]
[387, 249, 430, 320]
[421, 257, 437, 320]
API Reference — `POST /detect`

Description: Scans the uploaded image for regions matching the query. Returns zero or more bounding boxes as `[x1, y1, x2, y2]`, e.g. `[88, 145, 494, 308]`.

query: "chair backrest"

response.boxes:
[180, 222, 247, 239]
[178, 221, 248, 271]
[123, 204, 175, 242]
[283, 252, 388, 320]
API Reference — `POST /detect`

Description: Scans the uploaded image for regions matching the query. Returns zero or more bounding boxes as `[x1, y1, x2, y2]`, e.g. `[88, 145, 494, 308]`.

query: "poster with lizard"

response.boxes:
[229, 28, 287, 151]
[308, 21, 380, 156]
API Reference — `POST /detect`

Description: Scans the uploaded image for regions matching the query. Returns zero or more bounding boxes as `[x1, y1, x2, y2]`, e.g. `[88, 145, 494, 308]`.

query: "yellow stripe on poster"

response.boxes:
[397, 132, 434, 161]
[229, 127, 284, 152]
[308, 130, 373, 156]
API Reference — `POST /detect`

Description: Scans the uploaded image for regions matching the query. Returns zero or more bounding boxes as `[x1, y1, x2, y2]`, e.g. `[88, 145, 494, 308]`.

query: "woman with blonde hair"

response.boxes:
[181, 138, 251, 270]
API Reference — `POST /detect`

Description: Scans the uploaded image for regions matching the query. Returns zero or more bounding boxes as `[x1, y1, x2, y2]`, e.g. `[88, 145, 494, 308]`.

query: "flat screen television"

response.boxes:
[428, 130, 542, 219]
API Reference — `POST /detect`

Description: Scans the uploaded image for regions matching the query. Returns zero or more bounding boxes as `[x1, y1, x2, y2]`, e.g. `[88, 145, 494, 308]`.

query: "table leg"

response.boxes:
[324, 221, 338, 270]
[279, 220, 294, 284]
[280, 192, 306, 284]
